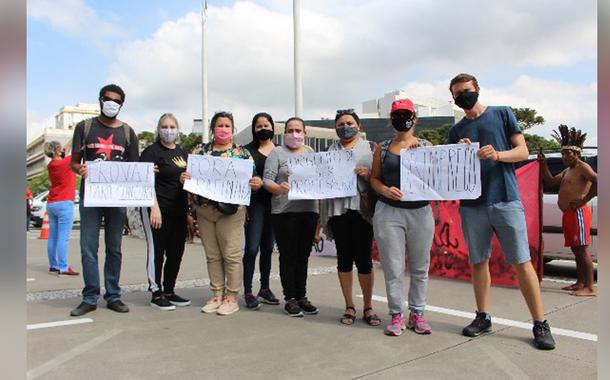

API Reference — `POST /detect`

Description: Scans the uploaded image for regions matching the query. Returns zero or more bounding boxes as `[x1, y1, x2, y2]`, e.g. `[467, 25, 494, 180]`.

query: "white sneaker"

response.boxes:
[201, 296, 223, 314]
[216, 298, 239, 316]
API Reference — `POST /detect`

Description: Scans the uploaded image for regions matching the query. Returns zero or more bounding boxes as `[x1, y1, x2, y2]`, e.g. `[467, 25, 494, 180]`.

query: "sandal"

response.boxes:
[340, 306, 356, 325]
[362, 307, 381, 326]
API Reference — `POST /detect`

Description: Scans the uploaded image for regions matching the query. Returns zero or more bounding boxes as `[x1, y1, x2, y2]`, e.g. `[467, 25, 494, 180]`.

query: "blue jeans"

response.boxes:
[47, 200, 74, 272]
[243, 199, 275, 294]
[79, 200, 126, 305]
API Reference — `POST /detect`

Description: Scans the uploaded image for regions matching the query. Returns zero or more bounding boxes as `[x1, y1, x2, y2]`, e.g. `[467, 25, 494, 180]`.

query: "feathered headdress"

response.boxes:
[551, 124, 587, 153]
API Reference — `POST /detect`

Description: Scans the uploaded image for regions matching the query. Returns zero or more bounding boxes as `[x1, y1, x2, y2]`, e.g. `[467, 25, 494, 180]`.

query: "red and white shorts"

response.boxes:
[562, 204, 591, 247]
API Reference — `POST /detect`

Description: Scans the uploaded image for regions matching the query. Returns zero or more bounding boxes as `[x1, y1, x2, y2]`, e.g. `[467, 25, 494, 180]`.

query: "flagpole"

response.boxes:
[201, 0, 209, 143]
[293, 0, 303, 118]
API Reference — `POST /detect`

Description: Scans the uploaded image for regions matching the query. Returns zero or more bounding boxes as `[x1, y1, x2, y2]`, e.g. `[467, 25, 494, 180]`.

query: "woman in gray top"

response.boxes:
[320, 109, 381, 326]
[263, 117, 319, 317]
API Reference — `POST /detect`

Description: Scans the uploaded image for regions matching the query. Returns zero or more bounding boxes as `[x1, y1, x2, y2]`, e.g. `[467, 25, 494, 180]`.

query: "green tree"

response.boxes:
[180, 132, 202, 153]
[138, 131, 155, 146]
[27, 168, 51, 196]
[523, 133, 560, 153]
[510, 107, 545, 131]
[417, 123, 453, 145]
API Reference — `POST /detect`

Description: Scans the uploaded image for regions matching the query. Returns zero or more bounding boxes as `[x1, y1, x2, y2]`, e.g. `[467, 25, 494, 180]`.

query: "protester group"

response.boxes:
[38, 72, 601, 352]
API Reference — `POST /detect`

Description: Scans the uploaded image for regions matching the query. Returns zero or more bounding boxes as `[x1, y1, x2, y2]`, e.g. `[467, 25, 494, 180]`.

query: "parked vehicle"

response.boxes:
[30, 190, 80, 227]
[517, 150, 597, 262]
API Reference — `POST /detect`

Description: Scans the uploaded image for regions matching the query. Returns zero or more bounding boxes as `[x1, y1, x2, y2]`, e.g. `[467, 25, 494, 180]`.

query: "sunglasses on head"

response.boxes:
[101, 96, 123, 105]
[336, 108, 355, 116]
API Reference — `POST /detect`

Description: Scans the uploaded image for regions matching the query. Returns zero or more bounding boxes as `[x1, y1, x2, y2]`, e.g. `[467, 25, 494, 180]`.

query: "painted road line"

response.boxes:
[27, 328, 121, 380]
[27, 318, 94, 331]
[27, 278, 35, 282]
[361, 294, 598, 342]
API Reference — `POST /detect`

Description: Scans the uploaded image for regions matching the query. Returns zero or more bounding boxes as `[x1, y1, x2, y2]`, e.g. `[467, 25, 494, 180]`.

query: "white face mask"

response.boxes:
[101, 101, 121, 118]
[159, 128, 178, 143]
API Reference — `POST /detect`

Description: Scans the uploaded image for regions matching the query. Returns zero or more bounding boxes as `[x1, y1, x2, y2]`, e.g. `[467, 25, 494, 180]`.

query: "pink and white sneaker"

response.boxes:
[384, 313, 406, 336]
[407, 311, 432, 334]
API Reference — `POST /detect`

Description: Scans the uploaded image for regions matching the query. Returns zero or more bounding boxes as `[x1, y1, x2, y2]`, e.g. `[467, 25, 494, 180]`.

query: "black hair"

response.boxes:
[334, 109, 361, 126]
[249, 112, 275, 147]
[99, 84, 125, 103]
[284, 117, 305, 132]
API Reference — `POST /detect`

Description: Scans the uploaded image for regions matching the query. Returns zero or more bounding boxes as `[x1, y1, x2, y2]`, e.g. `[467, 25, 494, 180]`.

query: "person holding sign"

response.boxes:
[242, 112, 280, 310]
[263, 117, 319, 317]
[370, 99, 435, 336]
[182, 111, 262, 316]
[448, 73, 555, 350]
[320, 109, 380, 326]
[139, 113, 190, 311]
[69, 84, 139, 317]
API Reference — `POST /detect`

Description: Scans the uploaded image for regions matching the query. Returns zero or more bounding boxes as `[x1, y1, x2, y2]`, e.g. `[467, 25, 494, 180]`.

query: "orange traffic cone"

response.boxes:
[39, 211, 50, 239]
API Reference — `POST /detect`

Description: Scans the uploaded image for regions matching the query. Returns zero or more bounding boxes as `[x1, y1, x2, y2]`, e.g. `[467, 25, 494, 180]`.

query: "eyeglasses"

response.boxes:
[336, 108, 355, 116]
[101, 96, 123, 105]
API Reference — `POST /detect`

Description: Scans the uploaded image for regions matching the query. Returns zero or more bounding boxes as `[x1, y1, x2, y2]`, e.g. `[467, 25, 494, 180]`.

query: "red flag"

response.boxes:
[372, 160, 543, 288]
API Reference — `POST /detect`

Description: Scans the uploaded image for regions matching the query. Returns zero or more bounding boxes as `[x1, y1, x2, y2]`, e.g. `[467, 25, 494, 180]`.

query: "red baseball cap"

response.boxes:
[390, 98, 415, 114]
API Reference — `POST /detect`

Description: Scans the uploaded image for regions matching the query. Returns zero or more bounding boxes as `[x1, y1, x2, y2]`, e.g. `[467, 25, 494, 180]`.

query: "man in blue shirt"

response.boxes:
[448, 73, 555, 350]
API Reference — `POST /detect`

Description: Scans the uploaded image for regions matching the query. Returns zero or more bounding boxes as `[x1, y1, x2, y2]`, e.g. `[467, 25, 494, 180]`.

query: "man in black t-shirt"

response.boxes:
[69, 84, 139, 317]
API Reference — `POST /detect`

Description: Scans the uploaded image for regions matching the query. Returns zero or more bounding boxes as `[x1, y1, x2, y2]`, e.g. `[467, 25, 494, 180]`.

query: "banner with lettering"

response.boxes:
[287, 150, 357, 200]
[84, 161, 155, 207]
[372, 160, 543, 287]
[400, 143, 481, 200]
[183, 154, 253, 206]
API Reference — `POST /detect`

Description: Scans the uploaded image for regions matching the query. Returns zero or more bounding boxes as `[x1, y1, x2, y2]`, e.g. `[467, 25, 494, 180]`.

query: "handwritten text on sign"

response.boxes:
[287, 150, 357, 200]
[84, 161, 155, 207]
[183, 154, 253, 205]
[400, 143, 481, 201]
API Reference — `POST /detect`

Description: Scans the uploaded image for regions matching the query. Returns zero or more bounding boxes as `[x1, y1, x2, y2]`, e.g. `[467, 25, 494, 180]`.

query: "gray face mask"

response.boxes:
[336, 124, 359, 140]
[159, 128, 179, 143]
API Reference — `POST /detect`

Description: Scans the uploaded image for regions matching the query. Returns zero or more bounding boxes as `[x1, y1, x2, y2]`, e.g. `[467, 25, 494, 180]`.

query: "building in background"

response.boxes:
[26, 103, 100, 179]
[362, 90, 465, 121]
[192, 119, 204, 136]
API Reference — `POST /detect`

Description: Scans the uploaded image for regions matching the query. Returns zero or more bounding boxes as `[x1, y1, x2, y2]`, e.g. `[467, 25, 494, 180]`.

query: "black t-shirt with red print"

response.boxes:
[71, 117, 139, 163]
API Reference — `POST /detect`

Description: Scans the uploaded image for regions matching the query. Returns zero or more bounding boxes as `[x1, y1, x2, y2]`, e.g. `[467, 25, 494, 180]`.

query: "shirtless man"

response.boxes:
[538, 125, 597, 296]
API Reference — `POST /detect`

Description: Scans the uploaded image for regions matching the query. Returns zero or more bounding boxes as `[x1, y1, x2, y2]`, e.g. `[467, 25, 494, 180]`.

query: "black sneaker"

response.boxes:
[284, 299, 303, 317]
[107, 300, 130, 313]
[257, 288, 280, 305]
[150, 295, 176, 311]
[533, 320, 556, 350]
[244, 293, 261, 310]
[49, 267, 59, 274]
[297, 297, 319, 315]
[165, 292, 191, 307]
[462, 311, 492, 337]
[70, 302, 97, 317]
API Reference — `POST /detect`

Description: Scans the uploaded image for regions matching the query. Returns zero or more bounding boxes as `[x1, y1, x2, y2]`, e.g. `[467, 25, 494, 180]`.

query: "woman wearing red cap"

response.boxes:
[370, 98, 435, 337]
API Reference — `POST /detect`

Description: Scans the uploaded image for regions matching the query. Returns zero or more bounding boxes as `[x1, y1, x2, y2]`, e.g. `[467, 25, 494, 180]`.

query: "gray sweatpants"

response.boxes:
[373, 201, 434, 315]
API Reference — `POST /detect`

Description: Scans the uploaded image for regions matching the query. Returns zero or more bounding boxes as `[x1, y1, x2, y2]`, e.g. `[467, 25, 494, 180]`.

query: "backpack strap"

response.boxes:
[379, 139, 392, 163]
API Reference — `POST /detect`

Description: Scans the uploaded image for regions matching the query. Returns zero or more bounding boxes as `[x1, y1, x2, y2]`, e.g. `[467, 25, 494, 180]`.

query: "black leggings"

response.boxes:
[272, 212, 318, 301]
[143, 208, 187, 294]
[328, 210, 373, 274]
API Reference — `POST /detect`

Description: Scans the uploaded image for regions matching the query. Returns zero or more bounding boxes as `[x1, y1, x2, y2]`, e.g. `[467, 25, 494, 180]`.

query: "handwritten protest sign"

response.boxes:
[400, 143, 481, 201]
[84, 161, 155, 207]
[183, 154, 253, 205]
[287, 150, 357, 200]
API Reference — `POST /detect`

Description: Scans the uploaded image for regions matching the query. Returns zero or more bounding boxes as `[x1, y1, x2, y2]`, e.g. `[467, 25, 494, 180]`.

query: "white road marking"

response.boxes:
[27, 318, 93, 331]
[27, 278, 35, 282]
[27, 328, 121, 379]
[361, 294, 598, 342]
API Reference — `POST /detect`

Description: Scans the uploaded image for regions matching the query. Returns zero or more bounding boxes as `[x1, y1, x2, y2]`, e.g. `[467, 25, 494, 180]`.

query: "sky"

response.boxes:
[27, 0, 597, 145]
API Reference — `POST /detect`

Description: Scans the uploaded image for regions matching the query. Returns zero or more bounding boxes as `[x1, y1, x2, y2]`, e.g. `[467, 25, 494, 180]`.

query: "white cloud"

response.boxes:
[32, 0, 594, 142]
[27, 111, 54, 143]
[28, 0, 125, 52]
[400, 75, 597, 144]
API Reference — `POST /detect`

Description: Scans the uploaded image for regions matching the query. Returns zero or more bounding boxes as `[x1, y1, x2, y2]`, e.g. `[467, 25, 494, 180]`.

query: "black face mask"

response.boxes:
[60, 151, 66, 159]
[454, 91, 479, 110]
[254, 129, 274, 141]
[391, 111, 414, 132]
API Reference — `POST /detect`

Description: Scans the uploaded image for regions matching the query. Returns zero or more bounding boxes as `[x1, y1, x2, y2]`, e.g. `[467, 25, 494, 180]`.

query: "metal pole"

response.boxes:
[293, 0, 303, 118]
[201, 0, 209, 143]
